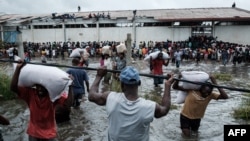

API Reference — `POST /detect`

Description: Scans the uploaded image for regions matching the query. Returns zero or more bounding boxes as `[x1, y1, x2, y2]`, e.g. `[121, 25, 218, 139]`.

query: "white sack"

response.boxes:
[175, 91, 187, 104]
[175, 71, 209, 104]
[13, 56, 73, 102]
[83, 49, 90, 60]
[69, 48, 90, 60]
[180, 71, 209, 89]
[69, 48, 84, 58]
[116, 43, 127, 53]
[7, 47, 14, 53]
[102, 45, 111, 55]
[144, 50, 170, 61]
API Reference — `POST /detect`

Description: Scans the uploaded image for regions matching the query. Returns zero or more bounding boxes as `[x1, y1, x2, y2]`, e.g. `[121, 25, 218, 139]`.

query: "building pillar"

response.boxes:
[212, 21, 215, 37]
[0, 25, 3, 42]
[63, 23, 66, 42]
[126, 33, 132, 65]
[96, 21, 100, 42]
[17, 32, 24, 59]
[133, 19, 136, 47]
[171, 22, 174, 47]
[31, 24, 34, 42]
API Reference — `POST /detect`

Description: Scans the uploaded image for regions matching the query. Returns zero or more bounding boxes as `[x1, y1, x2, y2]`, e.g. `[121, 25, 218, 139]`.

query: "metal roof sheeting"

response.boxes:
[0, 7, 250, 23]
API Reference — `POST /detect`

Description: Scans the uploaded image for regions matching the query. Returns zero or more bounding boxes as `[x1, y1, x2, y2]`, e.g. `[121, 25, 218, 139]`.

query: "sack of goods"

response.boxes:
[175, 71, 209, 104]
[83, 49, 90, 60]
[102, 45, 111, 55]
[144, 50, 170, 61]
[13, 56, 73, 102]
[69, 48, 89, 58]
[6, 47, 14, 53]
[116, 43, 127, 53]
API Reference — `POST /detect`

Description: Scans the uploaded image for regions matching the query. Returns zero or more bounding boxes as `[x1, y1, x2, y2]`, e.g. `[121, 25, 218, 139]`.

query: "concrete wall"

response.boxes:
[214, 25, 250, 45]
[99, 27, 133, 42]
[21, 25, 249, 46]
[22, 29, 64, 43]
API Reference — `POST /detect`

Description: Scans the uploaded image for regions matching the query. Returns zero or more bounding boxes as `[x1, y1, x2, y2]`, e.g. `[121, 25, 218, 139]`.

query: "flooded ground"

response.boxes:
[0, 57, 250, 141]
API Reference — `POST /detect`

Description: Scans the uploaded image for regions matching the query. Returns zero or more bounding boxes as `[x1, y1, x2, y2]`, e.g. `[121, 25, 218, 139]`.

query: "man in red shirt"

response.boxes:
[10, 59, 69, 141]
[150, 52, 170, 87]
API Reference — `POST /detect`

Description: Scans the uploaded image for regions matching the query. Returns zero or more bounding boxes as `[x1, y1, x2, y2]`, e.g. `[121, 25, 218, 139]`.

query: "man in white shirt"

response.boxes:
[174, 48, 183, 68]
[89, 66, 174, 141]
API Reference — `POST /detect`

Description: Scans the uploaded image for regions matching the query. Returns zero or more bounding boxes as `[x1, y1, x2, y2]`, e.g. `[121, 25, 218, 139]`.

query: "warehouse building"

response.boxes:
[1, 7, 250, 46]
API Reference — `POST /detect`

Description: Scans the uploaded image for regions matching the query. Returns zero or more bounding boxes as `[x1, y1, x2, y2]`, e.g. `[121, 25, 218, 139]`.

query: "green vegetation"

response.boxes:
[144, 93, 162, 104]
[0, 40, 4, 49]
[232, 93, 250, 120]
[110, 79, 122, 92]
[212, 73, 250, 120]
[143, 91, 179, 110]
[213, 73, 232, 81]
[0, 69, 16, 100]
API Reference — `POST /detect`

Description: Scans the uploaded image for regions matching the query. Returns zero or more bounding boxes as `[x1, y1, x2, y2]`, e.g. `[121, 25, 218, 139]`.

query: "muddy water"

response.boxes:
[0, 58, 250, 141]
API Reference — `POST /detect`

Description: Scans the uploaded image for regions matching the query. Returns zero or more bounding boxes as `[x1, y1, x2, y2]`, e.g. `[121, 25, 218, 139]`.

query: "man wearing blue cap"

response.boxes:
[89, 66, 174, 141]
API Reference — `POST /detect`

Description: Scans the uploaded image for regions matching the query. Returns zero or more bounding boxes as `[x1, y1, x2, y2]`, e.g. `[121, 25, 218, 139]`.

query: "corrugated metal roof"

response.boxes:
[74, 7, 250, 21]
[0, 7, 250, 23]
[11, 19, 31, 24]
[153, 7, 250, 21]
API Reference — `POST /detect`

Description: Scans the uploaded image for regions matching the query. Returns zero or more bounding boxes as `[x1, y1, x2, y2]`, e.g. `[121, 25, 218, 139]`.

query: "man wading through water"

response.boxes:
[172, 73, 228, 137]
[89, 66, 174, 141]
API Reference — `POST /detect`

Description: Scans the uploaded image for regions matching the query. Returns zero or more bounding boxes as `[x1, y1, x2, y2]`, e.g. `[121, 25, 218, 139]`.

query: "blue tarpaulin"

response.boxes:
[3, 31, 17, 43]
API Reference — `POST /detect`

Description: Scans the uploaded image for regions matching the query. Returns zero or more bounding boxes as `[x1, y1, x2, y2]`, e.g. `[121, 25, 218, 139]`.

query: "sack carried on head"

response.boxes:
[144, 50, 170, 61]
[70, 48, 90, 60]
[102, 45, 111, 55]
[116, 43, 127, 53]
[13, 56, 73, 102]
[179, 71, 209, 89]
[7, 47, 14, 53]
[175, 71, 209, 104]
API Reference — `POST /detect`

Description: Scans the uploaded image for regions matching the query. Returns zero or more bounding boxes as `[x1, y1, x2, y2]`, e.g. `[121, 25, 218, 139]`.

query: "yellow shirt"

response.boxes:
[181, 90, 219, 119]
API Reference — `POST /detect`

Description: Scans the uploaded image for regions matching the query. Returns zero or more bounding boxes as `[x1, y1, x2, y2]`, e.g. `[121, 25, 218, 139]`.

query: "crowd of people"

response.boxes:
[1, 35, 248, 140]
[1, 35, 250, 68]
[134, 36, 250, 68]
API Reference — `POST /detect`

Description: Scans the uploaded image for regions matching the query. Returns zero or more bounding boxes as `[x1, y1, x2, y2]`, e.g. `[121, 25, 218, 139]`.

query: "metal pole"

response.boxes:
[2, 59, 250, 93]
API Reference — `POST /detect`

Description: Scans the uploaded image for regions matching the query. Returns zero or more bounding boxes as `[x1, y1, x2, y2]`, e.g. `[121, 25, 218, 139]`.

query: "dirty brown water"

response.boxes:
[0, 57, 250, 141]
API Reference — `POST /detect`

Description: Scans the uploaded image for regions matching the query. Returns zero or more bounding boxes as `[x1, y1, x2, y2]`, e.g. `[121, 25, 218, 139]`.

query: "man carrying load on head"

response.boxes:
[10, 59, 71, 141]
[172, 73, 228, 137]
[113, 43, 127, 80]
[150, 52, 170, 87]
